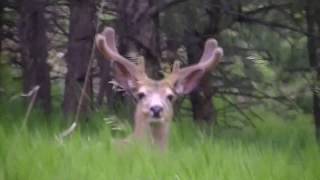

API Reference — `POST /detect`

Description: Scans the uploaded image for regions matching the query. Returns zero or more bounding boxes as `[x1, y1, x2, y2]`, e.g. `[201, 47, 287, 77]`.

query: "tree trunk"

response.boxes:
[63, 0, 96, 117]
[186, 37, 217, 124]
[184, 0, 221, 125]
[306, 0, 320, 141]
[18, 0, 51, 113]
[313, 78, 320, 141]
[190, 77, 217, 124]
[0, 1, 3, 94]
[116, 0, 162, 79]
[97, 52, 119, 109]
[0, 0, 3, 54]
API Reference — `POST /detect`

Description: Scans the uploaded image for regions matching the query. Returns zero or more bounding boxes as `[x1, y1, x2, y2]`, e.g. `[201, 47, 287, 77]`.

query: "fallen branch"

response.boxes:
[22, 85, 40, 128]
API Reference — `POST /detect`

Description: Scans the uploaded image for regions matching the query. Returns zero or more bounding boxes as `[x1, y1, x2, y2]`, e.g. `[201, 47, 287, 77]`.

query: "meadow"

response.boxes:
[0, 101, 319, 180]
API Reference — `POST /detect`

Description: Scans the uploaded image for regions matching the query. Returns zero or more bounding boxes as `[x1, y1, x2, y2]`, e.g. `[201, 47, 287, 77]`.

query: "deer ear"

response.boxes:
[174, 69, 205, 95]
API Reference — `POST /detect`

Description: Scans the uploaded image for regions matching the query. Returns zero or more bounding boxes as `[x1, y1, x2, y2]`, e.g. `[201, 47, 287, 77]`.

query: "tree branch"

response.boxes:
[149, 0, 188, 17]
[208, 4, 316, 37]
[243, 3, 292, 16]
[221, 96, 256, 127]
[216, 90, 285, 101]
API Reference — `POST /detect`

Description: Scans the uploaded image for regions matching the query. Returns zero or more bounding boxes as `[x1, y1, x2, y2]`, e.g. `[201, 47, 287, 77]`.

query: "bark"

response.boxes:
[184, 0, 221, 124]
[0, 0, 3, 54]
[186, 38, 217, 124]
[190, 77, 217, 124]
[116, 0, 162, 79]
[63, 0, 96, 117]
[0, 1, 3, 93]
[306, 0, 320, 141]
[96, 52, 119, 108]
[18, 0, 51, 113]
[313, 76, 320, 141]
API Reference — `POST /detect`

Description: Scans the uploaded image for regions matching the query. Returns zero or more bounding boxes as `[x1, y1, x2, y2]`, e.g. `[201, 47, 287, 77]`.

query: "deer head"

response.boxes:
[96, 27, 223, 149]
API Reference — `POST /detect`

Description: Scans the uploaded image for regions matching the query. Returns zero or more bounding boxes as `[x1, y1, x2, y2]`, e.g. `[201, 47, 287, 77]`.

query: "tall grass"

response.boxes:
[0, 101, 319, 180]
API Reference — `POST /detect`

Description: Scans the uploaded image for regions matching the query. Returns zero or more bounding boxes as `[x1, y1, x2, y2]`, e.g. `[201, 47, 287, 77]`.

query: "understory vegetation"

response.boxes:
[0, 101, 319, 180]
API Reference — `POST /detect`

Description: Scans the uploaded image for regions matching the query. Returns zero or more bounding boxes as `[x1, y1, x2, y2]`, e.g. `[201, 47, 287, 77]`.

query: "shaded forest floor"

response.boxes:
[0, 101, 319, 180]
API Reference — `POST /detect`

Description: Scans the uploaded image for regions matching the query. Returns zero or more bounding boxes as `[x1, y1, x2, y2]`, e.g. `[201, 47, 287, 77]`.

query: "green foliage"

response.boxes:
[0, 101, 319, 180]
[0, 54, 22, 97]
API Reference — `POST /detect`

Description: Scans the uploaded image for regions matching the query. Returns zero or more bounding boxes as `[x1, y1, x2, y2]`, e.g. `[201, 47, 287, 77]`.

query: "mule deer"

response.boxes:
[96, 27, 223, 149]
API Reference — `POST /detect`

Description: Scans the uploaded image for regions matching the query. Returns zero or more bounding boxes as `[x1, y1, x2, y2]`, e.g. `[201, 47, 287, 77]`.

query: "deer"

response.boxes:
[95, 27, 223, 150]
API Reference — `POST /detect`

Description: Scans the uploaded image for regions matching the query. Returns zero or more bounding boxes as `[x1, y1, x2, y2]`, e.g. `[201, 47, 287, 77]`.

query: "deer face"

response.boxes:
[95, 27, 223, 148]
[133, 81, 176, 123]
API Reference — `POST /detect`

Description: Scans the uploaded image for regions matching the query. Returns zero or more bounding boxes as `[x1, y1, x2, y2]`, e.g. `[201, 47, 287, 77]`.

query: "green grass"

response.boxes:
[0, 102, 319, 180]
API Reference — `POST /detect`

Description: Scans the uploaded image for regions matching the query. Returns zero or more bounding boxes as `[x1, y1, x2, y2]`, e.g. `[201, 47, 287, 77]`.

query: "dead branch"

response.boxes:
[216, 90, 285, 101]
[22, 85, 40, 128]
[221, 95, 256, 128]
[149, 0, 188, 17]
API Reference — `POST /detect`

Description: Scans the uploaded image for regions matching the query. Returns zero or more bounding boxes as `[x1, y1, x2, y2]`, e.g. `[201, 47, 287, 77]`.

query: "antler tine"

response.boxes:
[181, 38, 223, 73]
[96, 27, 149, 78]
[199, 39, 218, 62]
[95, 27, 130, 63]
[198, 38, 222, 70]
[137, 56, 146, 72]
[172, 60, 181, 73]
[165, 38, 223, 86]
[102, 27, 117, 53]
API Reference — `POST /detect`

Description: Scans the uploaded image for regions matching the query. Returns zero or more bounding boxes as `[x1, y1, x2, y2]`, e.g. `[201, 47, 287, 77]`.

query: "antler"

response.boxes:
[166, 39, 223, 94]
[95, 27, 149, 89]
[95, 27, 222, 94]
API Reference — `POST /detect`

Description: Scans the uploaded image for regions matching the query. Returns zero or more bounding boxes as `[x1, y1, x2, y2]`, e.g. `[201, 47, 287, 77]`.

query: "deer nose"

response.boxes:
[150, 105, 163, 118]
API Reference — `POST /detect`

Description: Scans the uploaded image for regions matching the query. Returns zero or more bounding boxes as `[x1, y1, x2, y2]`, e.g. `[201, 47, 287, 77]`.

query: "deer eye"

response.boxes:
[167, 94, 174, 102]
[137, 92, 146, 100]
